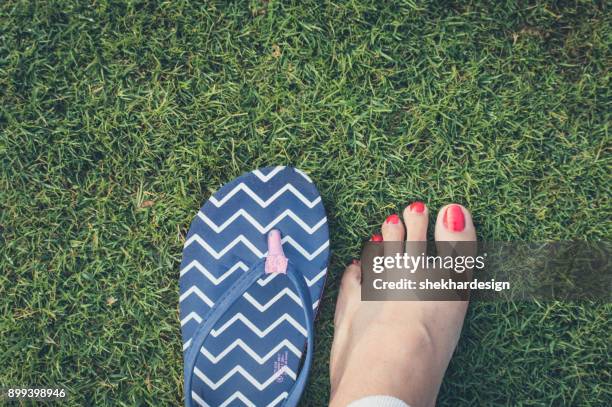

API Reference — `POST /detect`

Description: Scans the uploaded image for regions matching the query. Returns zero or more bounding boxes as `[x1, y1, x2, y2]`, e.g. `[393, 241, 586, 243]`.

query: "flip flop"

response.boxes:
[180, 166, 330, 407]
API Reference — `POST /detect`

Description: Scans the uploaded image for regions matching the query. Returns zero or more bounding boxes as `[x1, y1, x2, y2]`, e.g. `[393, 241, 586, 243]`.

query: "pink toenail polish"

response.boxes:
[386, 214, 400, 224]
[409, 201, 425, 213]
[443, 204, 465, 232]
[371, 234, 383, 242]
[352, 259, 360, 265]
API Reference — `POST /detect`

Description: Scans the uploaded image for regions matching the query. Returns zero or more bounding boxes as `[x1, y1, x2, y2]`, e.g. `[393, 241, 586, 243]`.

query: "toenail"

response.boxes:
[443, 204, 465, 232]
[385, 214, 400, 224]
[409, 201, 425, 213]
[352, 259, 361, 265]
[371, 234, 383, 242]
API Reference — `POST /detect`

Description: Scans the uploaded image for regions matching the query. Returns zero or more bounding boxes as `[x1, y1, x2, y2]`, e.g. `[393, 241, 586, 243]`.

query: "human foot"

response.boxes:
[329, 203, 476, 407]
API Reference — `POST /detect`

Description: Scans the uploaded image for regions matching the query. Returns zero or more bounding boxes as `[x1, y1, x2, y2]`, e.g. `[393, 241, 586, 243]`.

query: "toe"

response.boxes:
[381, 213, 405, 241]
[341, 260, 362, 287]
[381, 213, 405, 258]
[402, 201, 429, 242]
[335, 260, 362, 327]
[403, 201, 429, 258]
[434, 204, 476, 241]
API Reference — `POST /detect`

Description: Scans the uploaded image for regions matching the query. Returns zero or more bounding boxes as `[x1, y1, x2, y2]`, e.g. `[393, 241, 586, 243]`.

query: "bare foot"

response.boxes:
[329, 203, 476, 407]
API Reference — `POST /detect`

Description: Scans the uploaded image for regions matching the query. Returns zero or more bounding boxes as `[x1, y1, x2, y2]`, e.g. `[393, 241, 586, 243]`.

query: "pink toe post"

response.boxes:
[265, 229, 288, 274]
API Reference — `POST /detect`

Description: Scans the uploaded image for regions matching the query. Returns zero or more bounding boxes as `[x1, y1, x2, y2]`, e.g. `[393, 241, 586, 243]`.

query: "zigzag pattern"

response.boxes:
[212, 312, 307, 337]
[181, 298, 320, 351]
[180, 286, 214, 307]
[180, 285, 320, 313]
[185, 233, 329, 261]
[201, 338, 302, 364]
[181, 268, 325, 350]
[192, 391, 288, 407]
[179, 271, 324, 321]
[180, 260, 249, 283]
[209, 182, 321, 208]
[181, 260, 325, 288]
[243, 288, 301, 311]
[184, 234, 265, 259]
[181, 312, 307, 336]
[194, 365, 297, 391]
[197, 209, 327, 234]
[180, 166, 329, 405]
[252, 166, 285, 182]
[257, 267, 327, 287]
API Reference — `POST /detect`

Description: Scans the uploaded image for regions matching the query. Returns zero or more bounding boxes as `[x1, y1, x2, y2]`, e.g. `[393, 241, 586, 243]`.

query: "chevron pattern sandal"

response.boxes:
[180, 166, 330, 406]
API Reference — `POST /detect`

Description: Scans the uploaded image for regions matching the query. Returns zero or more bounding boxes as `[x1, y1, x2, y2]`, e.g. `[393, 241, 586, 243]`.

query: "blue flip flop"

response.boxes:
[180, 166, 330, 407]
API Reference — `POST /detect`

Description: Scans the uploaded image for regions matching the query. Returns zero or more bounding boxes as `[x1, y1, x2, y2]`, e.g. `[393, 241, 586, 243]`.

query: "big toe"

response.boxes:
[435, 204, 476, 242]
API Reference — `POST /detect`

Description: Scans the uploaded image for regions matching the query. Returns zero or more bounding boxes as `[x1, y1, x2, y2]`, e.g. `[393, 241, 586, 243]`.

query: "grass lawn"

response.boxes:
[1, 1, 610, 405]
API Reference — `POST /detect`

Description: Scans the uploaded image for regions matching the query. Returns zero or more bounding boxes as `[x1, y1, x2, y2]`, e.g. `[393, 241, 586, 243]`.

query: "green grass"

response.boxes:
[1, 0, 610, 405]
